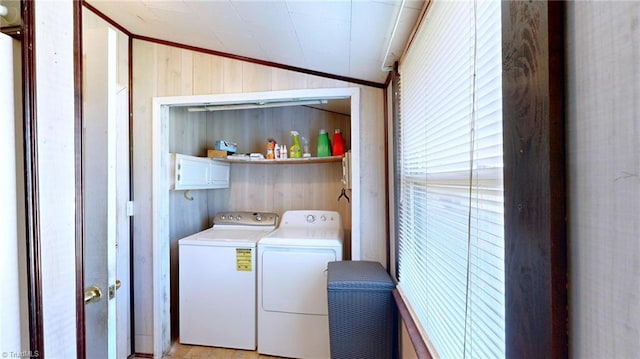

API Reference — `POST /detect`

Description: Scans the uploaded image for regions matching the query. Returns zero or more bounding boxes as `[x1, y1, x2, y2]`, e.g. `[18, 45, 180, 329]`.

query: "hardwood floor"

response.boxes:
[163, 342, 287, 359]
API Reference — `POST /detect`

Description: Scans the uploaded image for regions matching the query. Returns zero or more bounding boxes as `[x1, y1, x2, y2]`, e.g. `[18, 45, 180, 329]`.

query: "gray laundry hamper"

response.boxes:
[327, 260, 397, 359]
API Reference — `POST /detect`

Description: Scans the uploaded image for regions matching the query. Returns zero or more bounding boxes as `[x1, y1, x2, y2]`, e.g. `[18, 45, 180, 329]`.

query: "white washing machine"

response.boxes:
[257, 210, 344, 359]
[179, 211, 278, 350]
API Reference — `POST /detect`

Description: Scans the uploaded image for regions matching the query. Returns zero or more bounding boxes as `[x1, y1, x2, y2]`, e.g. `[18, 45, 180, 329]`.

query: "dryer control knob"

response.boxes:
[306, 214, 316, 223]
[256, 214, 263, 221]
[320, 215, 327, 222]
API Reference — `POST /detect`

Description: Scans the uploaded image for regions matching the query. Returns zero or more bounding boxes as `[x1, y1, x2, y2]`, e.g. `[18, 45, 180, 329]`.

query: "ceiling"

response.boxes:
[85, 0, 425, 85]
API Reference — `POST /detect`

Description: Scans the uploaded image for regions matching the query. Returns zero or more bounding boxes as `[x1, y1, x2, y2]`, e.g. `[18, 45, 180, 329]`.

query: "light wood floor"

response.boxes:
[163, 342, 287, 359]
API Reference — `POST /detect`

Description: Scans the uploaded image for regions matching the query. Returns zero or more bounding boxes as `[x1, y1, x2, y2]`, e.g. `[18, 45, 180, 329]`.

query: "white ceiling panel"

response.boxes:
[351, 1, 398, 62]
[305, 46, 351, 75]
[214, 30, 267, 59]
[86, 0, 425, 84]
[252, 28, 305, 65]
[285, 0, 352, 21]
[232, 1, 292, 31]
[142, 0, 192, 14]
[185, 1, 250, 37]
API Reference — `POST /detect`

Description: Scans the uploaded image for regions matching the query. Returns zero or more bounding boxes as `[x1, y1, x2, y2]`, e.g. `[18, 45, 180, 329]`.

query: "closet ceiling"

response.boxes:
[85, 0, 425, 85]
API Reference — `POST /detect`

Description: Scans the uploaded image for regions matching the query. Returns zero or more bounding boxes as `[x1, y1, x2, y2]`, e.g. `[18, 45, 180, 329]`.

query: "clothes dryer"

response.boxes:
[257, 210, 343, 359]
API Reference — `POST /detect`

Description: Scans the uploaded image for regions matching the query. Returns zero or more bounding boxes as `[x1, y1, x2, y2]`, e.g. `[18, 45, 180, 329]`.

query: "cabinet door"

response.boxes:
[209, 160, 230, 188]
[172, 153, 229, 190]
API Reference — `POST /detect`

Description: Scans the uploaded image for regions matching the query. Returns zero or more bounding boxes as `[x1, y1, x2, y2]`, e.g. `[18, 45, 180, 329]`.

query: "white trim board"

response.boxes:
[151, 87, 361, 357]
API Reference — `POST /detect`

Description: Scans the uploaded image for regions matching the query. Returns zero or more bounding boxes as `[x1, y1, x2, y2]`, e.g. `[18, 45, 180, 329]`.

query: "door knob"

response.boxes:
[84, 286, 102, 304]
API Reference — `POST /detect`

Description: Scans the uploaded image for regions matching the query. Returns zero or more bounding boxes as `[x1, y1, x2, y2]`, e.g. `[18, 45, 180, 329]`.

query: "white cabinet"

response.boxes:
[170, 153, 230, 190]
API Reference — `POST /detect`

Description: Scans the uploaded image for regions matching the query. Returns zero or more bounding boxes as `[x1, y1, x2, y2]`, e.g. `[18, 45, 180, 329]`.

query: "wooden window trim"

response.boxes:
[502, 1, 567, 357]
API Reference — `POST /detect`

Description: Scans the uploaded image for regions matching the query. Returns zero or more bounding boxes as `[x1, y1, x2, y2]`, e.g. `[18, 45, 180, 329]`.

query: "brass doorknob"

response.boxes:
[84, 286, 102, 304]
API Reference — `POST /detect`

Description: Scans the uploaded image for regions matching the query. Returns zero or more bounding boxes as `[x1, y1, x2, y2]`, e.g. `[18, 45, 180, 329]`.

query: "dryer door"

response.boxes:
[261, 247, 337, 315]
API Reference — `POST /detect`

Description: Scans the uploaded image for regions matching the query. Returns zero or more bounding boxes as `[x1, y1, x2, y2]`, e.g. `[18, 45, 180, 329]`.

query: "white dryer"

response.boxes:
[179, 211, 278, 350]
[257, 210, 343, 359]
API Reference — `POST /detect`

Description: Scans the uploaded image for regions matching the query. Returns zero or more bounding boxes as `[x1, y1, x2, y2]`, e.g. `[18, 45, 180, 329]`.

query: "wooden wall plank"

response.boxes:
[156, 45, 183, 97]
[357, 85, 386, 265]
[501, 2, 567, 357]
[271, 67, 308, 90]
[242, 62, 272, 92]
[209, 56, 225, 94]
[222, 57, 243, 93]
[131, 39, 157, 353]
[117, 31, 129, 87]
[192, 53, 212, 95]
[180, 50, 193, 96]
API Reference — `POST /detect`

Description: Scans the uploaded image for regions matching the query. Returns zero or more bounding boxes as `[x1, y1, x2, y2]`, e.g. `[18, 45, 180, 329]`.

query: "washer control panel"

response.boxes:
[281, 210, 341, 229]
[305, 214, 331, 223]
[213, 211, 279, 227]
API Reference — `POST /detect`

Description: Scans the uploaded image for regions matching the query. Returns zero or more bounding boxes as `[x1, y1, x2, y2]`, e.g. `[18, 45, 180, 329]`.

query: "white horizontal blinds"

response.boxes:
[397, 0, 504, 358]
[466, 1, 505, 357]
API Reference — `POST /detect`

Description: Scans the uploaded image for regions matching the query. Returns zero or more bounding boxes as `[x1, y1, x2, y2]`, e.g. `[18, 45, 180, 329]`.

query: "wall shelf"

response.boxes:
[214, 155, 343, 165]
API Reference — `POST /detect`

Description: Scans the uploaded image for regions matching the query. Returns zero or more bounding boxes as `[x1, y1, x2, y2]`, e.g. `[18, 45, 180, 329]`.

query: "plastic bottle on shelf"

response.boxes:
[332, 129, 345, 156]
[290, 131, 302, 158]
[266, 138, 277, 159]
[317, 129, 331, 157]
[275, 143, 281, 159]
[302, 137, 311, 158]
[281, 145, 288, 159]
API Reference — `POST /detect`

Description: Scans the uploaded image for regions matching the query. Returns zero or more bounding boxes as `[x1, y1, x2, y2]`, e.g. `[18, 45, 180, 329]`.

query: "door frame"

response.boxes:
[20, 0, 45, 355]
[73, 1, 86, 358]
[17, 0, 85, 355]
[73, 0, 86, 357]
[150, 87, 361, 357]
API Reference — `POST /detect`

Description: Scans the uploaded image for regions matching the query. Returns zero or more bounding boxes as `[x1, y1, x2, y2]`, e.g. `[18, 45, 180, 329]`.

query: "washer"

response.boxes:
[257, 210, 343, 359]
[179, 211, 278, 350]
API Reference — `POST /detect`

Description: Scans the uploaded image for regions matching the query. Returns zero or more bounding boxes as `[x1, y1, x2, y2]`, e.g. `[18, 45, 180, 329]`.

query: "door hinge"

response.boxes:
[126, 201, 134, 216]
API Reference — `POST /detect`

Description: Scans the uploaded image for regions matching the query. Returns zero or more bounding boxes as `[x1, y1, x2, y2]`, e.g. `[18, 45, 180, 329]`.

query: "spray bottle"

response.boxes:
[290, 131, 302, 158]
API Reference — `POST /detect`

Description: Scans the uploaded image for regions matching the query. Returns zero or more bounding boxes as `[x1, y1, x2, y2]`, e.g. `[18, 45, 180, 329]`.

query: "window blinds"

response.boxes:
[396, 1, 504, 358]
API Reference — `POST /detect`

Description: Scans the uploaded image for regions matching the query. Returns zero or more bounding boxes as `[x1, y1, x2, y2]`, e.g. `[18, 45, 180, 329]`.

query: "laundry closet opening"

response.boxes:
[151, 87, 361, 355]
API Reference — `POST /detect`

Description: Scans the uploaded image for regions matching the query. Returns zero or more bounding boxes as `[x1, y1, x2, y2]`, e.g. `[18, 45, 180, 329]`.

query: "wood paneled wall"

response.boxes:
[132, 39, 385, 353]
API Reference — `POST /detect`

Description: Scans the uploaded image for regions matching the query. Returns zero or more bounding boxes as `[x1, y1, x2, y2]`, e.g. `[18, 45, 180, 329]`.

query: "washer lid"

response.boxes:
[179, 227, 275, 246]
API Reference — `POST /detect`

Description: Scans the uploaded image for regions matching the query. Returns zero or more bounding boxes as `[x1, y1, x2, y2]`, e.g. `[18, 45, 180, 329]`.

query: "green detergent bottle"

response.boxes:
[317, 129, 331, 157]
[290, 131, 302, 158]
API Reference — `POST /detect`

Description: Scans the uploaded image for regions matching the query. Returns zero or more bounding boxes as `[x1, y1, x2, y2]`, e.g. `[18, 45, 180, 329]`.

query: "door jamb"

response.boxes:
[21, 0, 44, 355]
[73, 0, 86, 357]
